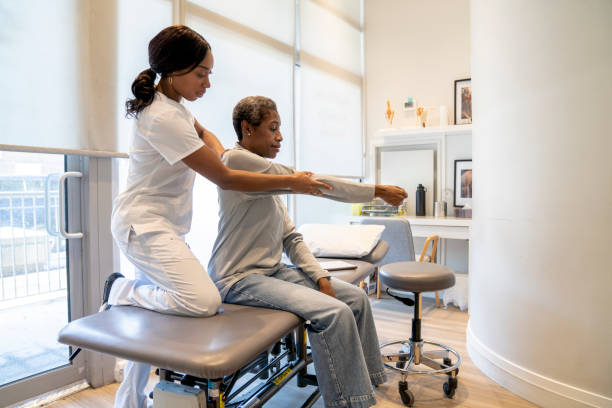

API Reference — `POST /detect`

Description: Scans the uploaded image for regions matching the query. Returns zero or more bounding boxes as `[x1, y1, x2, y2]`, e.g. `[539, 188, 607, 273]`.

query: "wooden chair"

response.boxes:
[417, 234, 441, 307]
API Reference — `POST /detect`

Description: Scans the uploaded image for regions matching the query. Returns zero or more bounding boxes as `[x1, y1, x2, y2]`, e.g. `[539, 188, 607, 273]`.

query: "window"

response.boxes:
[295, 0, 365, 225]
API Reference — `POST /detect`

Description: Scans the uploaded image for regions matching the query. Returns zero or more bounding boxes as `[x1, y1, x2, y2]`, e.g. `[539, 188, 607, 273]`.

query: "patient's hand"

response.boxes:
[375, 185, 408, 206]
[317, 277, 336, 298]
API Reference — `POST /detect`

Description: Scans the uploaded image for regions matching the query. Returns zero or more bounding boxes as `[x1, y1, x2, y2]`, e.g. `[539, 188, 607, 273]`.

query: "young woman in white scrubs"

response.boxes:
[107, 25, 331, 408]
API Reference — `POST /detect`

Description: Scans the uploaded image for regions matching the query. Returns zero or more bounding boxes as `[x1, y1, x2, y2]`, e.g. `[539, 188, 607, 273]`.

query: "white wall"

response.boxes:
[469, 1, 612, 406]
[364, 0, 470, 147]
[364, 0, 471, 273]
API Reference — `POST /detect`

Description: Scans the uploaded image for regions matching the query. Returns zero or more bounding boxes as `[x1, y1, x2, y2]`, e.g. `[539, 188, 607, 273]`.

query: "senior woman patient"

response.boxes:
[208, 96, 407, 408]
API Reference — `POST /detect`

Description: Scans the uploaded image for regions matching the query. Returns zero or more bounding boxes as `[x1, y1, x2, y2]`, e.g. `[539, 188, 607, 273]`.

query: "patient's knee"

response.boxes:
[340, 282, 369, 305]
[331, 302, 354, 325]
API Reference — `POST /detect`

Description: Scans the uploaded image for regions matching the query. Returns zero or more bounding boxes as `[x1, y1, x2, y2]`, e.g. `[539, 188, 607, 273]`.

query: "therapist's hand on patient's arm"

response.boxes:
[375, 185, 407, 206]
[291, 172, 333, 196]
[317, 277, 336, 298]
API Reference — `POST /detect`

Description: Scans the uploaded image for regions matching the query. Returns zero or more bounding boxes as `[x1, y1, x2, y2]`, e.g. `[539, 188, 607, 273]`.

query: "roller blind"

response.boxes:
[298, 0, 364, 177]
[311, 0, 361, 27]
[184, 1, 295, 263]
[0, 0, 128, 156]
[301, 0, 362, 76]
[0, 1, 86, 153]
[298, 64, 362, 176]
[186, 9, 295, 164]
[295, 0, 364, 226]
[116, 0, 173, 153]
[188, 0, 295, 46]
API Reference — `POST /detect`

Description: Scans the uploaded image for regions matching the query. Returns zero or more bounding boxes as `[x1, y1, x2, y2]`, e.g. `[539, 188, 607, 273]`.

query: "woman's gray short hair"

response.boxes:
[232, 96, 277, 141]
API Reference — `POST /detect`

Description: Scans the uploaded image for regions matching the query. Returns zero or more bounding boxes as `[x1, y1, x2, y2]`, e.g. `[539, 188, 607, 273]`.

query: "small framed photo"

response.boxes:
[454, 78, 472, 125]
[454, 159, 472, 208]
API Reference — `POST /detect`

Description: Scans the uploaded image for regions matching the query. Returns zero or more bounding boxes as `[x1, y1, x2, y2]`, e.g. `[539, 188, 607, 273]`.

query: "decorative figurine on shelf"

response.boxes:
[385, 99, 395, 126]
[416, 106, 428, 128]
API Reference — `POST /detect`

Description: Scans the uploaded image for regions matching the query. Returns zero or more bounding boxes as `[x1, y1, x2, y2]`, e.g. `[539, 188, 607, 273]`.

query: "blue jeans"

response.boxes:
[225, 267, 387, 408]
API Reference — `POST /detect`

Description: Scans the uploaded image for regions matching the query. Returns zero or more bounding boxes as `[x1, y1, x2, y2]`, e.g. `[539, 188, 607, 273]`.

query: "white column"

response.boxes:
[468, 1, 612, 407]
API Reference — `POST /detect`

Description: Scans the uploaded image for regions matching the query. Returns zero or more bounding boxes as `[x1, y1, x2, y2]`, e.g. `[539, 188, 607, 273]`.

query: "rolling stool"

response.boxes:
[379, 261, 461, 406]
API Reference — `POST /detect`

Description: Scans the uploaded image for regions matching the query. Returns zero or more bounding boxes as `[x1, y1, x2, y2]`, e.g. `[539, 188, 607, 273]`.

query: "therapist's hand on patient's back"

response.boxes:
[375, 185, 408, 206]
[317, 277, 336, 298]
[291, 172, 333, 196]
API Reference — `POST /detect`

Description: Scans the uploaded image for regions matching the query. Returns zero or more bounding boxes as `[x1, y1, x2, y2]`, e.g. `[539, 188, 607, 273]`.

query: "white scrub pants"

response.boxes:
[110, 229, 221, 408]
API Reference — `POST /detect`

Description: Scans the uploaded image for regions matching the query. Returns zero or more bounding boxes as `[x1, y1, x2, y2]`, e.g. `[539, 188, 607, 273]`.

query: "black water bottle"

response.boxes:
[415, 184, 426, 216]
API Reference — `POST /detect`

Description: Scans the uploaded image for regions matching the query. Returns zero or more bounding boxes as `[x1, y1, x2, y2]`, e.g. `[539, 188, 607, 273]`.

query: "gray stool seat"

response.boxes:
[380, 261, 455, 293]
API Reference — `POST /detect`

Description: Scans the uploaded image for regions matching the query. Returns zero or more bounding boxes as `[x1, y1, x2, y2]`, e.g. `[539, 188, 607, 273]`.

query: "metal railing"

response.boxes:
[0, 176, 67, 301]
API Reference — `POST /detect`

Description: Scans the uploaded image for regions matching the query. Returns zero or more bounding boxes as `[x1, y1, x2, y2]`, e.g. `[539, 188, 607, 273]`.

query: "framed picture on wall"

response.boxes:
[454, 159, 472, 207]
[454, 78, 472, 125]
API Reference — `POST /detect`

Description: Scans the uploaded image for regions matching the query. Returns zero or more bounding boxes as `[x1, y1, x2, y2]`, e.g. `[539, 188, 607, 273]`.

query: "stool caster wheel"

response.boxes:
[443, 377, 458, 398]
[396, 361, 407, 369]
[443, 357, 459, 377]
[399, 381, 415, 406]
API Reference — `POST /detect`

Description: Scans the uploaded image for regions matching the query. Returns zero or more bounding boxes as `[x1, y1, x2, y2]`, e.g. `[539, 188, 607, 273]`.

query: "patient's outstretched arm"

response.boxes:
[225, 148, 375, 203]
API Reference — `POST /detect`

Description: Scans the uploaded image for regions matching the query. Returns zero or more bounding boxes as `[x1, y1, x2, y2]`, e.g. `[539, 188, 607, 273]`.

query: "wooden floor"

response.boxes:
[48, 296, 538, 408]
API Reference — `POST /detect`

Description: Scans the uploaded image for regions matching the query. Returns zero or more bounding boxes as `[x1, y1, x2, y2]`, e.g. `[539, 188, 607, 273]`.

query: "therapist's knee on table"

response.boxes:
[176, 292, 221, 317]
[191, 299, 221, 317]
[169, 277, 222, 317]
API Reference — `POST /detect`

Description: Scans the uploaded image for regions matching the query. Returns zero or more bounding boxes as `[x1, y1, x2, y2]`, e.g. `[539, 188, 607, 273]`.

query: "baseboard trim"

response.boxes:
[466, 321, 612, 408]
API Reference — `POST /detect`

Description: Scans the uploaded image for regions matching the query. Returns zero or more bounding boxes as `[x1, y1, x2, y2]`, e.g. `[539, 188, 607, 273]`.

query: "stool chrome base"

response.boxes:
[380, 339, 461, 406]
[377, 261, 460, 406]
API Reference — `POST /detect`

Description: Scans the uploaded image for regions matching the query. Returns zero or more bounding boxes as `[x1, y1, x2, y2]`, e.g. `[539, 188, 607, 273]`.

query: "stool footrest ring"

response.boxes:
[381, 340, 461, 376]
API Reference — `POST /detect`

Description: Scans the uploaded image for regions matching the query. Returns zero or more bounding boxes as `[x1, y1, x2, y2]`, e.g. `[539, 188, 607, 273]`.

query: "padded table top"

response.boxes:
[58, 304, 300, 379]
[358, 240, 389, 265]
[59, 252, 381, 379]
[317, 259, 375, 284]
[317, 240, 388, 284]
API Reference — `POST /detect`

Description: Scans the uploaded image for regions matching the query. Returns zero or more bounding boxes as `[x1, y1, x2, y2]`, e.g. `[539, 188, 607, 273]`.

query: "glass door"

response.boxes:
[0, 151, 85, 406]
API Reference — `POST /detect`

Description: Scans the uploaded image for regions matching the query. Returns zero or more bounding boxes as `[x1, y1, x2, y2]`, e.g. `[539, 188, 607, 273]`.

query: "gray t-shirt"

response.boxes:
[208, 143, 375, 300]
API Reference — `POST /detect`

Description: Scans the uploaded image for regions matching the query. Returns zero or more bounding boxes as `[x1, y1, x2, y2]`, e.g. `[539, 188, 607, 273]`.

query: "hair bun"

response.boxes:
[126, 69, 157, 118]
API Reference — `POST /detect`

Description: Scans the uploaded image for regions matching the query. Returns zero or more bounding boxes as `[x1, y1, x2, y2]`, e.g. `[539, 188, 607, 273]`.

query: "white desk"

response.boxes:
[350, 215, 471, 238]
[350, 215, 472, 272]
[398, 216, 471, 240]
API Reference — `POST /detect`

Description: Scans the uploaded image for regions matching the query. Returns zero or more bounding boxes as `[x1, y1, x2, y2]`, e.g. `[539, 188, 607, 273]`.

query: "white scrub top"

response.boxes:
[111, 92, 204, 244]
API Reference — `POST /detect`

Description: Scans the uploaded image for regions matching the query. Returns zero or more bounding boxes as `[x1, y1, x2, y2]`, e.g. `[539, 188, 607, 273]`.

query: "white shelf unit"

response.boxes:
[368, 124, 472, 208]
